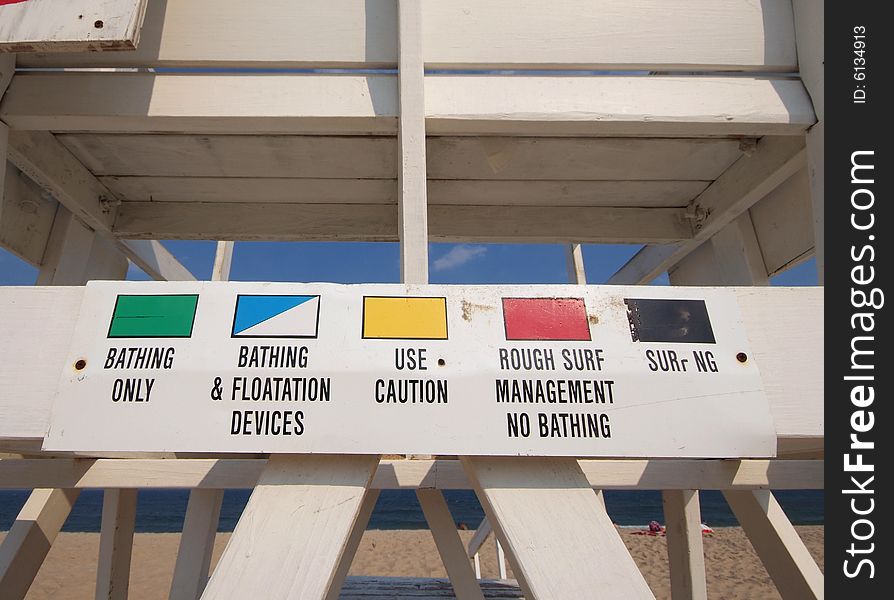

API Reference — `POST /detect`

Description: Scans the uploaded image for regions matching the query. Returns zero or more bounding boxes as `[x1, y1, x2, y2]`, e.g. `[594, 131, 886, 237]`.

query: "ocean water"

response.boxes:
[0, 489, 823, 533]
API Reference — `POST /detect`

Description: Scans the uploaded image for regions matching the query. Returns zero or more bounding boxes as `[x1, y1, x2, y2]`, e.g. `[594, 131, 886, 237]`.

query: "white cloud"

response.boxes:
[433, 245, 487, 272]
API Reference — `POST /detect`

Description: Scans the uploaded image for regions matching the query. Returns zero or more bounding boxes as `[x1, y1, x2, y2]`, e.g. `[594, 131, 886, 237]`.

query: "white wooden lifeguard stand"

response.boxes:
[1, 1, 823, 598]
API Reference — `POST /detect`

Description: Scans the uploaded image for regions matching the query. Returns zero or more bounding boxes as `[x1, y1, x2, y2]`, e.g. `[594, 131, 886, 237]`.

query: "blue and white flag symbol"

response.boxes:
[232, 295, 320, 338]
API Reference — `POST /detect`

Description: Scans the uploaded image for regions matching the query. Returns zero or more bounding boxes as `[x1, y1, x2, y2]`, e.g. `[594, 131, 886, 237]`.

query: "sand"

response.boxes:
[1, 526, 823, 599]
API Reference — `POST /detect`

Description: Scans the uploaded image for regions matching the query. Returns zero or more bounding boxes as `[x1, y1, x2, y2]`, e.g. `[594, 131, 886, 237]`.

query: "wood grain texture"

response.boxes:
[609, 136, 807, 284]
[662, 490, 708, 600]
[325, 490, 380, 600]
[0, 0, 147, 52]
[1, 162, 57, 266]
[95, 489, 138, 600]
[0, 488, 80, 600]
[201, 455, 378, 600]
[0, 74, 814, 138]
[0, 458, 825, 490]
[110, 202, 690, 244]
[463, 456, 654, 599]
[16, 0, 795, 70]
[170, 489, 223, 600]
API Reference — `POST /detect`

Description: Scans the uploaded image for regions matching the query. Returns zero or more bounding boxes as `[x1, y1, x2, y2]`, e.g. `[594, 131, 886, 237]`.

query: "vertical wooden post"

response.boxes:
[36, 207, 128, 285]
[710, 214, 769, 286]
[792, 0, 824, 283]
[0, 488, 80, 600]
[662, 490, 707, 600]
[211, 241, 234, 281]
[417, 489, 485, 600]
[201, 455, 379, 600]
[95, 489, 138, 600]
[723, 491, 823, 599]
[170, 489, 224, 600]
[397, 0, 429, 285]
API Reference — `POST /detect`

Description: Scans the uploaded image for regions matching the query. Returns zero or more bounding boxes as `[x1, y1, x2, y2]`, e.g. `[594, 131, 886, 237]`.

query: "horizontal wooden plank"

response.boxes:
[1, 74, 398, 135]
[0, 0, 146, 53]
[58, 134, 742, 181]
[749, 168, 814, 275]
[1, 74, 814, 138]
[100, 177, 706, 208]
[16, 0, 795, 70]
[1, 162, 57, 266]
[426, 76, 815, 137]
[0, 458, 824, 490]
[0, 285, 822, 443]
[111, 202, 690, 243]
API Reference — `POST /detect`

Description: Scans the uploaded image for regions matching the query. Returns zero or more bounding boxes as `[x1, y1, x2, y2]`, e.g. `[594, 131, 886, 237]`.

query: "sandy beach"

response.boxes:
[2, 526, 823, 599]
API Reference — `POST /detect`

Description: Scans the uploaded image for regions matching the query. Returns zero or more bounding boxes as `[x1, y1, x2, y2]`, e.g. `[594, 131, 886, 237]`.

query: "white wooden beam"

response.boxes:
[117, 240, 195, 281]
[397, 0, 429, 284]
[462, 457, 655, 598]
[324, 489, 380, 600]
[565, 244, 586, 285]
[95, 489, 137, 600]
[111, 203, 689, 244]
[723, 491, 823, 599]
[36, 207, 128, 285]
[0, 285, 824, 443]
[1, 74, 815, 138]
[0, 488, 80, 600]
[170, 489, 224, 600]
[1, 162, 58, 267]
[16, 0, 796, 71]
[710, 214, 769, 285]
[609, 136, 807, 284]
[6, 131, 117, 233]
[211, 241, 234, 281]
[417, 490, 485, 600]
[201, 455, 379, 600]
[662, 490, 707, 600]
[0, 458, 825, 491]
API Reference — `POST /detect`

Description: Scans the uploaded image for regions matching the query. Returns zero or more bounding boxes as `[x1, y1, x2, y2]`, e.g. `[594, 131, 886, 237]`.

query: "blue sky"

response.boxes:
[1, 242, 817, 286]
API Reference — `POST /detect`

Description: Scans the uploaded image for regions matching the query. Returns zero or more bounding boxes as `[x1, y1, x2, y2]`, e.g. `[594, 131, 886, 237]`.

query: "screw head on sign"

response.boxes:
[74, 359, 87, 370]
[736, 352, 748, 363]
[94, 20, 104, 29]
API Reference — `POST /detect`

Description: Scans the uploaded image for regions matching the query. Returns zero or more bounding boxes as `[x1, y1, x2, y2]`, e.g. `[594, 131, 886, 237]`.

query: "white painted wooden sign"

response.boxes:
[0, 0, 146, 52]
[44, 282, 775, 457]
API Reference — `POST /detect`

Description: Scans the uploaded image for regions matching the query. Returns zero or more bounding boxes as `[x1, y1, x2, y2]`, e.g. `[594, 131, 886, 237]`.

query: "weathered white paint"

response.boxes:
[749, 169, 814, 276]
[0, 0, 147, 53]
[662, 490, 707, 600]
[1, 162, 57, 266]
[0, 488, 80, 600]
[211, 241, 234, 282]
[724, 490, 823, 599]
[16, 0, 795, 71]
[324, 490, 380, 600]
[200, 455, 378, 600]
[111, 203, 691, 244]
[0, 458, 824, 491]
[417, 490, 485, 600]
[0, 286, 823, 445]
[397, 0, 428, 285]
[710, 214, 769, 286]
[463, 457, 655, 599]
[36, 207, 127, 285]
[99, 177, 707, 208]
[44, 282, 774, 457]
[170, 489, 224, 600]
[6, 130, 117, 233]
[609, 137, 807, 284]
[117, 240, 196, 282]
[95, 489, 137, 600]
[792, 1, 824, 283]
[565, 244, 586, 285]
[1, 74, 815, 138]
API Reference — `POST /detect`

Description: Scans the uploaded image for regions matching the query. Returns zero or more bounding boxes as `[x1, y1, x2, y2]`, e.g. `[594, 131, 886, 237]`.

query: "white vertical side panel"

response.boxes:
[662, 490, 708, 600]
[397, 0, 429, 285]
